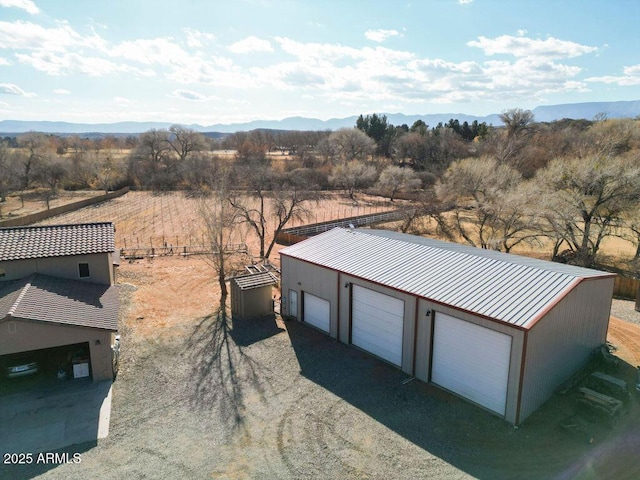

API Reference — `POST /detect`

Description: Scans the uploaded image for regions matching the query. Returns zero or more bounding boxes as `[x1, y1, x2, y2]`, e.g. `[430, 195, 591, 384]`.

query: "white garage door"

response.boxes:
[432, 312, 512, 416]
[303, 293, 330, 333]
[351, 285, 404, 366]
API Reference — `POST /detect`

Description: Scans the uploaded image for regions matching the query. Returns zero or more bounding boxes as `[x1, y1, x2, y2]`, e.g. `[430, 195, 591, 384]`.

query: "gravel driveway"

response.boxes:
[4, 263, 640, 480]
[611, 298, 640, 325]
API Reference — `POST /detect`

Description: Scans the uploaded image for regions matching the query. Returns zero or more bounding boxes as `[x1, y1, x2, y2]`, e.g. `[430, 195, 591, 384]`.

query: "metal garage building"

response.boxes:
[279, 228, 615, 424]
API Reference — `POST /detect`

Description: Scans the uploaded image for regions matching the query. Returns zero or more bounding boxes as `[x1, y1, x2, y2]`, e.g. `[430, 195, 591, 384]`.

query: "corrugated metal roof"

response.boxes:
[0, 274, 120, 330]
[280, 228, 614, 329]
[0, 222, 115, 261]
[233, 272, 278, 290]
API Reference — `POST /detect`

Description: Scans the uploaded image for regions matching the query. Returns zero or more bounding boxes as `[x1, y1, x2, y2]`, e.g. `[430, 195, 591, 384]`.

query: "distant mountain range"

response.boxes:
[1, 100, 639, 135]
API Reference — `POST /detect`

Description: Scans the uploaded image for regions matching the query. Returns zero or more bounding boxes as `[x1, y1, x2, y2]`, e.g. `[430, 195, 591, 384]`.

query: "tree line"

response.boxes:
[2, 110, 640, 270]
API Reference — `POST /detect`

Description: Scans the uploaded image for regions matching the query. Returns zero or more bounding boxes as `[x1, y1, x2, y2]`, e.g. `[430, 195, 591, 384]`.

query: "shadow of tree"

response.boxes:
[184, 295, 273, 433]
[230, 313, 285, 347]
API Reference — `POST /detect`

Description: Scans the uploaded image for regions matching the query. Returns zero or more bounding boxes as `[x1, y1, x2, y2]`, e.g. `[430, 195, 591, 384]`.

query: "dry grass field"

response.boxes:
[381, 211, 637, 269]
[0, 190, 104, 220]
[34, 190, 398, 260]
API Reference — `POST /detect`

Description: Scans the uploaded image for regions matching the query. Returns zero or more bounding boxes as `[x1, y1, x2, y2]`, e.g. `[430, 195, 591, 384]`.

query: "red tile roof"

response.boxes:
[0, 222, 115, 261]
[0, 274, 119, 331]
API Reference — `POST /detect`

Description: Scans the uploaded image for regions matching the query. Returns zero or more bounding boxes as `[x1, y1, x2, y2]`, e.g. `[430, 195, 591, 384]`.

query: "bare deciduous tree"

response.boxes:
[326, 128, 376, 163]
[0, 140, 19, 204]
[16, 132, 49, 189]
[228, 165, 273, 259]
[168, 125, 207, 162]
[496, 108, 535, 165]
[329, 160, 377, 202]
[198, 170, 246, 297]
[264, 171, 320, 258]
[228, 166, 319, 260]
[376, 165, 421, 202]
[436, 157, 536, 251]
[535, 155, 640, 266]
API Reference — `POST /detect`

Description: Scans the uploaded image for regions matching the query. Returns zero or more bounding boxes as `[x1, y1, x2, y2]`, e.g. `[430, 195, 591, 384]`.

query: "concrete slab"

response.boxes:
[0, 379, 112, 454]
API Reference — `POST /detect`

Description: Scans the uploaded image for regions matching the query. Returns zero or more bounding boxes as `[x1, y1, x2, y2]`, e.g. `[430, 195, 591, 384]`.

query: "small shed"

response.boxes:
[231, 272, 278, 319]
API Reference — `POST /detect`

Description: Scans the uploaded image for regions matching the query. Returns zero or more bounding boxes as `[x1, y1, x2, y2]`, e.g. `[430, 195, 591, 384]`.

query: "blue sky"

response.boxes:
[0, 0, 639, 125]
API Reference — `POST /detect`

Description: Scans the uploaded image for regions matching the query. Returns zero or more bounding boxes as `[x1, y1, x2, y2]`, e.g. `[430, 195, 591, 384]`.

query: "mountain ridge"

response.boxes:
[1, 100, 639, 135]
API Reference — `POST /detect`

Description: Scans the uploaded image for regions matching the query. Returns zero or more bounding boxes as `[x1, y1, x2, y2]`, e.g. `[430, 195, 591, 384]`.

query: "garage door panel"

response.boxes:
[351, 306, 403, 337]
[351, 332, 400, 366]
[432, 312, 511, 415]
[352, 285, 404, 367]
[303, 293, 330, 333]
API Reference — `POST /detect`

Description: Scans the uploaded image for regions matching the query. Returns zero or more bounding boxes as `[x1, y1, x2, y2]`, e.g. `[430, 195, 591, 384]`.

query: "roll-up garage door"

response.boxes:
[351, 285, 404, 367]
[303, 293, 330, 333]
[431, 312, 512, 416]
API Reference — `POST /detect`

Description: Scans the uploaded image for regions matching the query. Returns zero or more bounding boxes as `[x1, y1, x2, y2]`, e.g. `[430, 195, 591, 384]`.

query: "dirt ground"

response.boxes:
[608, 317, 640, 366]
[4, 191, 639, 479]
[35, 190, 400, 251]
[4, 256, 640, 480]
[0, 190, 104, 221]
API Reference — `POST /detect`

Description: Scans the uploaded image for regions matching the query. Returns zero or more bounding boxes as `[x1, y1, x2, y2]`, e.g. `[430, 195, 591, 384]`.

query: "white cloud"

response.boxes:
[0, 20, 82, 51]
[184, 28, 215, 48]
[458, 0, 473, 4]
[227, 36, 273, 54]
[170, 89, 211, 101]
[0, 57, 10, 65]
[365, 29, 402, 43]
[0, 0, 40, 14]
[467, 35, 597, 59]
[586, 64, 640, 86]
[53, 88, 70, 94]
[0, 82, 34, 96]
[108, 37, 190, 66]
[0, 15, 608, 113]
[114, 96, 130, 105]
[16, 50, 154, 77]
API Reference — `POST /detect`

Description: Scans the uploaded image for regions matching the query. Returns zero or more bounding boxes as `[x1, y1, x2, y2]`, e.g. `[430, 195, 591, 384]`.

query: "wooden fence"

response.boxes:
[613, 275, 640, 300]
[0, 187, 130, 228]
[275, 208, 412, 245]
[120, 243, 248, 260]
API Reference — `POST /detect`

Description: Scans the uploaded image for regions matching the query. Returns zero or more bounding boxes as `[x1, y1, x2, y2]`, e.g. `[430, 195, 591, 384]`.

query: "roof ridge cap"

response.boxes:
[7, 277, 33, 317]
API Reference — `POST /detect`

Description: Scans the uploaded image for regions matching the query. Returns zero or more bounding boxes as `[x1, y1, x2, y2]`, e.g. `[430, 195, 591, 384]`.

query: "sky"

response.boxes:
[0, 0, 639, 125]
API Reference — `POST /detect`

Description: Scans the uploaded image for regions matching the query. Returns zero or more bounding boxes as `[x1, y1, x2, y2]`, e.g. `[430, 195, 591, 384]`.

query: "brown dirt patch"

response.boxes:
[608, 316, 640, 366]
[35, 190, 399, 257]
[118, 257, 219, 340]
[0, 190, 104, 221]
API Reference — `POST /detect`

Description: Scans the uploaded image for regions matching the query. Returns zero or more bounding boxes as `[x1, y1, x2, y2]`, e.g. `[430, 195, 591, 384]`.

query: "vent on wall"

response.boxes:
[8, 322, 16, 334]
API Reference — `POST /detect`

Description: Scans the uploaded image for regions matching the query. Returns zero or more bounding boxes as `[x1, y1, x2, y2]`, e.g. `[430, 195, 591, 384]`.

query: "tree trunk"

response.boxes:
[219, 273, 227, 297]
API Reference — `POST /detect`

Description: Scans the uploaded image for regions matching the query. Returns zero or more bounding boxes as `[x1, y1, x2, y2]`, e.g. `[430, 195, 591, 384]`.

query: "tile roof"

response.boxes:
[280, 228, 615, 329]
[0, 222, 115, 261]
[0, 274, 120, 330]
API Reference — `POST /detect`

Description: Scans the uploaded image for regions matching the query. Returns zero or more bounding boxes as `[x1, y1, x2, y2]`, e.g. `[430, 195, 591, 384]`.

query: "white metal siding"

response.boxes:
[351, 285, 404, 366]
[280, 228, 613, 328]
[432, 312, 512, 416]
[519, 277, 614, 422]
[303, 293, 330, 333]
